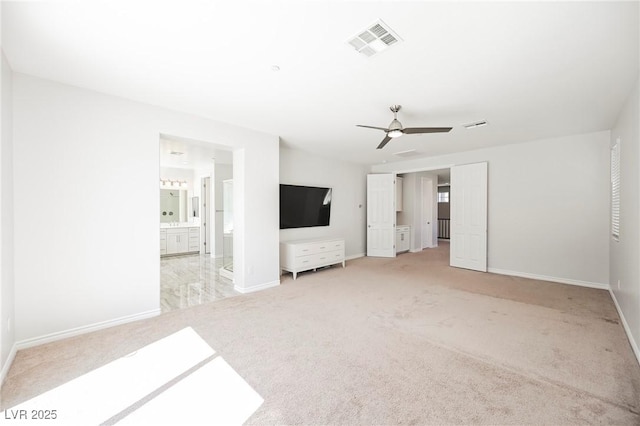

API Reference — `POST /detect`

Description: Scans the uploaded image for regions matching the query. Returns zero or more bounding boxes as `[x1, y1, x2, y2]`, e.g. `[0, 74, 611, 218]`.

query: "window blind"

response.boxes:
[611, 140, 620, 240]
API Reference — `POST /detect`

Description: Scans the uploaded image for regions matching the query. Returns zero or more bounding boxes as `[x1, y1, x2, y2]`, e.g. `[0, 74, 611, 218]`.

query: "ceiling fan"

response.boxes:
[357, 105, 452, 149]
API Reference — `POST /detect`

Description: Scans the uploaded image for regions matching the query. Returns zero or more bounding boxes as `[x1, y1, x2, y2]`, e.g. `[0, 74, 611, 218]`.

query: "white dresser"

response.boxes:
[161, 226, 200, 256]
[280, 237, 345, 280]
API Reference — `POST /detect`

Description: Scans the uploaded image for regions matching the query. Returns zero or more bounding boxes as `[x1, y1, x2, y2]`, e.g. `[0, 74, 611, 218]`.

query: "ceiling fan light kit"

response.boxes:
[356, 105, 453, 149]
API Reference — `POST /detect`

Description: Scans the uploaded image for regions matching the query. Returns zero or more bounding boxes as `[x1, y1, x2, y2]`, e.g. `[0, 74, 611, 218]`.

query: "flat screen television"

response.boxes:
[280, 184, 332, 229]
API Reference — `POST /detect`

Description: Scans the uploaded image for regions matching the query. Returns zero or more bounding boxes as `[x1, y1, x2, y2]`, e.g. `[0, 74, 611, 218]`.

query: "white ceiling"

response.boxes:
[160, 134, 232, 170]
[3, 1, 639, 166]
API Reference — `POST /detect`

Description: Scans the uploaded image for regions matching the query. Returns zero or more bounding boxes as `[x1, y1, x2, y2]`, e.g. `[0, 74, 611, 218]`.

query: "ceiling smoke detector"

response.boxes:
[347, 19, 402, 57]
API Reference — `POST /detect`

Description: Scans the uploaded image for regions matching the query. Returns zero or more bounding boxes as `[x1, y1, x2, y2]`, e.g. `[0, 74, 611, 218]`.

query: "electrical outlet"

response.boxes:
[617, 279, 621, 290]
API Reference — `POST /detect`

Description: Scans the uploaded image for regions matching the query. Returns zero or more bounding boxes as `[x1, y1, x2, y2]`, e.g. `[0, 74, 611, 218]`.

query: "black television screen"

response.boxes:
[280, 184, 332, 229]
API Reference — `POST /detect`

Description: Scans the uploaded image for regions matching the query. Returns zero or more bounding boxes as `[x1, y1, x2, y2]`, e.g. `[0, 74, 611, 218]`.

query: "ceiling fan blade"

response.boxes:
[403, 127, 452, 134]
[357, 125, 389, 131]
[376, 135, 392, 150]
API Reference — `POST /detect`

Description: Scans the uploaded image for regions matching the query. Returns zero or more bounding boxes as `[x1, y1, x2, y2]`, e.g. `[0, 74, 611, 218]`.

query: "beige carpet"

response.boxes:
[2, 243, 640, 424]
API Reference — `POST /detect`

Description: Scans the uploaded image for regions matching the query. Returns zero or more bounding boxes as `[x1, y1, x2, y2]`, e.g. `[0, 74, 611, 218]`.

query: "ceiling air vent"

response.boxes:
[347, 19, 402, 57]
[393, 149, 420, 158]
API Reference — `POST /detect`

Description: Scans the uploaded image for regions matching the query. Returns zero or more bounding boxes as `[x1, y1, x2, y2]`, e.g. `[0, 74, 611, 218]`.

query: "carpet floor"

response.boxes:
[2, 243, 640, 424]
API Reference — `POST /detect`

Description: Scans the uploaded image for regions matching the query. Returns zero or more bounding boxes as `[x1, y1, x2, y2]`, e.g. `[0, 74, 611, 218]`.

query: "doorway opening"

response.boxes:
[393, 169, 450, 255]
[158, 134, 237, 312]
[367, 163, 487, 272]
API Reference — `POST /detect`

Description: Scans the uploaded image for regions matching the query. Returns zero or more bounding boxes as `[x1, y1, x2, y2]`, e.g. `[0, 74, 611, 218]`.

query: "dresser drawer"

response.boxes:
[314, 250, 344, 265]
[294, 254, 316, 269]
[315, 240, 344, 253]
[293, 244, 315, 257]
[294, 250, 343, 268]
[294, 240, 343, 256]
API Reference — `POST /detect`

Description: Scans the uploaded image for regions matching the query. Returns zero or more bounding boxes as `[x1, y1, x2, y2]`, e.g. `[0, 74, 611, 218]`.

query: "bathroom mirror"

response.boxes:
[160, 189, 188, 223]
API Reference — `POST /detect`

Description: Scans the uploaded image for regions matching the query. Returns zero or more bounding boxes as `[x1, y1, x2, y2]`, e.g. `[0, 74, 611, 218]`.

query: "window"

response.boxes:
[611, 139, 620, 240]
[438, 191, 449, 203]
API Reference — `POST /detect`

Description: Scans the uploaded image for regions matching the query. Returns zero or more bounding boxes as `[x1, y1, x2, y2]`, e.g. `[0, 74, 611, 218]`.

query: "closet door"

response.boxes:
[450, 162, 487, 271]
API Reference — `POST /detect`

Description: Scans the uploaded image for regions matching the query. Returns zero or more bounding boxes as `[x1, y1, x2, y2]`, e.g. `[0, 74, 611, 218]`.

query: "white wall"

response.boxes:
[13, 73, 280, 344]
[0, 50, 16, 380]
[279, 148, 368, 259]
[610, 74, 640, 361]
[373, 131, 610, 287]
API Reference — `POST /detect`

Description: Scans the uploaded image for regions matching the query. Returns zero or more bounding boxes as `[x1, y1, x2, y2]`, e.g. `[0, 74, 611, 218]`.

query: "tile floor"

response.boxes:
[160, 254, 239, 312]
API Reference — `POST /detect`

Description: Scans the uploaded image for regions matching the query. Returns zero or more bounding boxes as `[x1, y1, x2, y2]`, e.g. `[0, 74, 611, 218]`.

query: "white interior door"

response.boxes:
[421, 177, 433, 249]
[450, 162, 488, 271]
[367, 174, 396, 257]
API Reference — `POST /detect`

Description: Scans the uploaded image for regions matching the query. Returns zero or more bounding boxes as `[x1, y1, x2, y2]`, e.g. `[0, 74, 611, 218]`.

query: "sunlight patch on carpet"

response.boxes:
[1, 327, 263, 425]
[117, 356, 264, 425]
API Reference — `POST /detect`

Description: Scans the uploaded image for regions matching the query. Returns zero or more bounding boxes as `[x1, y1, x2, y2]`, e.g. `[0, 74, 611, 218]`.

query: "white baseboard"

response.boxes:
[0, 343, 18, 386]
[346, 253, 365, 261]
[235, 280, 280, 294]
[487, 268, 609, 290]
[609, 289, 640, 367]
[15, 309, 161, 351]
